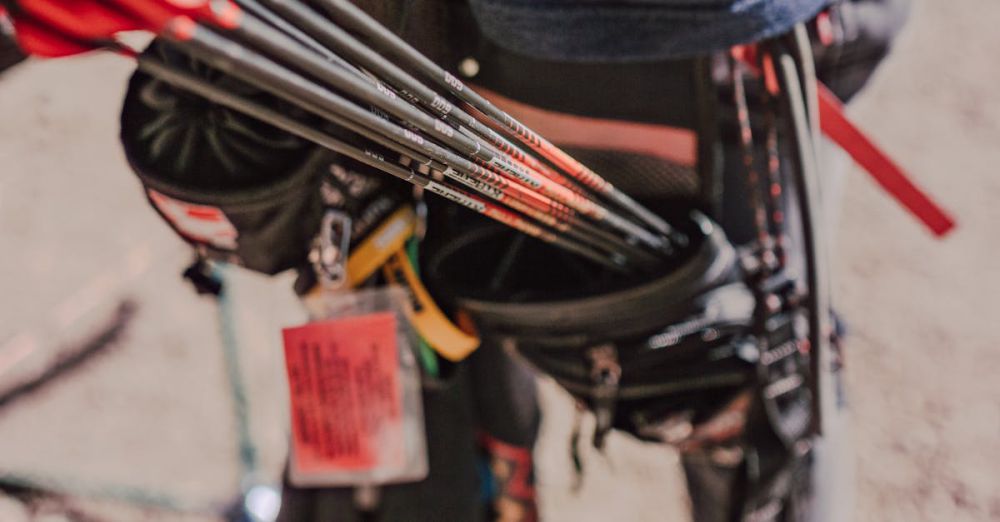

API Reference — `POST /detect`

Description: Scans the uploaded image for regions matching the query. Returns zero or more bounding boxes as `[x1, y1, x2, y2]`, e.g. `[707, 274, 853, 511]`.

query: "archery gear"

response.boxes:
[3, 1, 954, 521]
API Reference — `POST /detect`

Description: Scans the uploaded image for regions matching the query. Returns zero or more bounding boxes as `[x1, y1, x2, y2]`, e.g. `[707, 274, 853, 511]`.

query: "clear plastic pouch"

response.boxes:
[281, 286, 428, 487]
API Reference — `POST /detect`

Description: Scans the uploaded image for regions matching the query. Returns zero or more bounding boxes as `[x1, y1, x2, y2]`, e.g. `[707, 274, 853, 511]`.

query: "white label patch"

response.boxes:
[148, 189, 238, 251]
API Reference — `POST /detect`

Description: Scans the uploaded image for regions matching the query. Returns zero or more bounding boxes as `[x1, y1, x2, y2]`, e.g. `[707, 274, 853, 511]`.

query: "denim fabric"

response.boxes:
[468, 0, 830, 62]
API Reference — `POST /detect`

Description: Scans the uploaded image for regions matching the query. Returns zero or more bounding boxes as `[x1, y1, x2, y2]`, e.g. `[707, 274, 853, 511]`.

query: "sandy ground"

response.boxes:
[0, 1, 998, 520]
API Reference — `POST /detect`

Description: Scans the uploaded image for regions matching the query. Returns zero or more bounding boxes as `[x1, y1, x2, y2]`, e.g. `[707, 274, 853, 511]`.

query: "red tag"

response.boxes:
[282, 313, 405, 474]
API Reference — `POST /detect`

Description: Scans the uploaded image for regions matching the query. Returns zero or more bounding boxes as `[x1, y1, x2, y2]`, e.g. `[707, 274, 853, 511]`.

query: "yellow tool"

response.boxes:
[345, 206, 417, 288]
[334, 205, 479, 361]
[382, 250, 479, 361]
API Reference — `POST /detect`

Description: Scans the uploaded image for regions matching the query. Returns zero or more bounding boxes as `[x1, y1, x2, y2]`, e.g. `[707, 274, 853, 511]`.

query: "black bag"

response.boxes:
[120, 41, 327, 275]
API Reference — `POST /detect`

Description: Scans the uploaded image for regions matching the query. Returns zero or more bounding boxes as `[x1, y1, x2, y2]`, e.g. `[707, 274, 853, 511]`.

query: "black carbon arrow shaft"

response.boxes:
[312, 0, 684, 245]
[134, 56, 629, 272]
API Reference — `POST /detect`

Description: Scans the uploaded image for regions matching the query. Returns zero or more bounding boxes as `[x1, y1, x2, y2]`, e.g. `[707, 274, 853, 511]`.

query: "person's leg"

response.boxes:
[469, 340, 541, 522]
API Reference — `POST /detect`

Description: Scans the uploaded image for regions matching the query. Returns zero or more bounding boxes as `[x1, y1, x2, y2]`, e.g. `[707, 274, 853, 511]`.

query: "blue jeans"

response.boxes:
[468, 0, 830, 62]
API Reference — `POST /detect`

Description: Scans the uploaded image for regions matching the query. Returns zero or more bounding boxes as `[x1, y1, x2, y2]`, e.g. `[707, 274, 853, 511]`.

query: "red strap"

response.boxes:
[818, 84, 956, 237]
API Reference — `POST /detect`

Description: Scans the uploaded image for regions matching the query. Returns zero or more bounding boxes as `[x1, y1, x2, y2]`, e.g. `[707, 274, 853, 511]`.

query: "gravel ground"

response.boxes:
[0, 1, 998, 520]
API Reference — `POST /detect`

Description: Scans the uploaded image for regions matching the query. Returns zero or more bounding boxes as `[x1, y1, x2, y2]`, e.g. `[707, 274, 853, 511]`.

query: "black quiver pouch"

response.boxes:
[120, 40, 326, 275]
[412, 5, 833, 519]
[424, 205, 762, 445]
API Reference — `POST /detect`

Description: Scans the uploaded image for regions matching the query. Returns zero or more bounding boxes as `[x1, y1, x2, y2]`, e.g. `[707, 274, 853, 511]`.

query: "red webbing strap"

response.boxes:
[818, 83, 956, 237]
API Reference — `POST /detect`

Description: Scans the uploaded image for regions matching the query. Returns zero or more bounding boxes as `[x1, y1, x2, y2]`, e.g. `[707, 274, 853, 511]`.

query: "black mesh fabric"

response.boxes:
[564, 147, 700, 198]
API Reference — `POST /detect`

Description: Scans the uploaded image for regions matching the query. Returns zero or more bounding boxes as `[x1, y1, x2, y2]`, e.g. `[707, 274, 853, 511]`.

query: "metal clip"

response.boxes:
[309, 210, 352, 290]
[587, 344, 621, 449]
